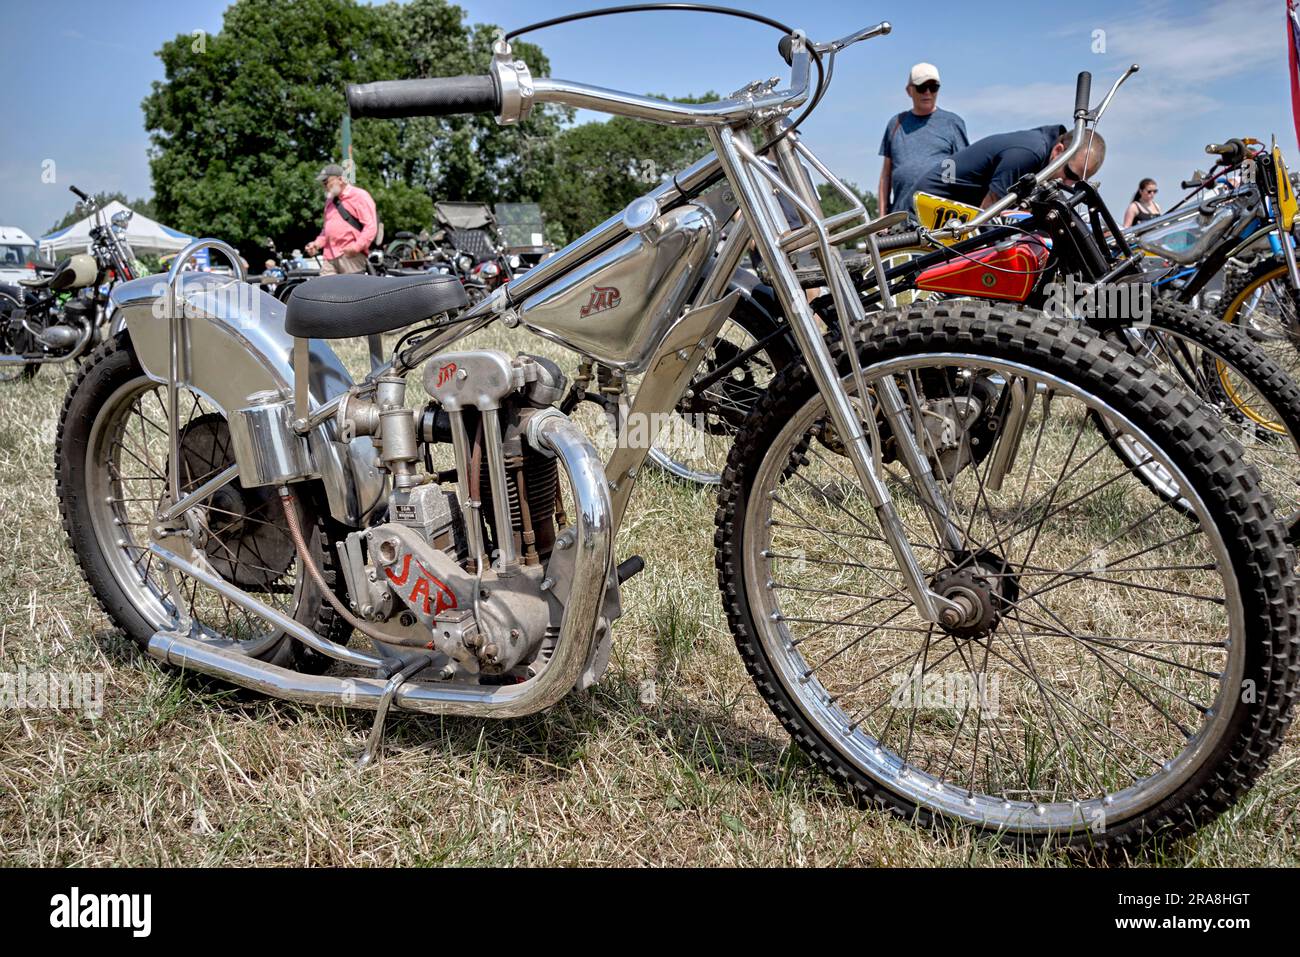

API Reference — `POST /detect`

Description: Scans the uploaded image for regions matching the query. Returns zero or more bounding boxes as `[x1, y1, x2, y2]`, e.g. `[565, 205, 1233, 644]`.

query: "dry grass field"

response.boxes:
[1, 319, 1297, 867]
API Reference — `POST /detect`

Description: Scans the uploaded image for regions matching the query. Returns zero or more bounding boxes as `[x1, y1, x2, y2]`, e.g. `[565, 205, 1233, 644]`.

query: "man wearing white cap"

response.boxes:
[877, 63, 969, 214]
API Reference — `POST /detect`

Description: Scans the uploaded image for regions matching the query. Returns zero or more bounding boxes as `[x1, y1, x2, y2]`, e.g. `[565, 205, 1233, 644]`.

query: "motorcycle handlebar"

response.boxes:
[347, 74, 502, 119]
[876, 229, 924, 252]
[69, 185, 89, 201]
[778, 34, 795, 66]
[347, 21, 890, 127]
[1206, 139, 1247, 166]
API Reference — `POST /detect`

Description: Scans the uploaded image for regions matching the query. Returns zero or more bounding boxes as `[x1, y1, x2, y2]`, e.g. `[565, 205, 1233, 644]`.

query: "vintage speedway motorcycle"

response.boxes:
[57, 9, 1300, 851]
[0, 186, 138, 382]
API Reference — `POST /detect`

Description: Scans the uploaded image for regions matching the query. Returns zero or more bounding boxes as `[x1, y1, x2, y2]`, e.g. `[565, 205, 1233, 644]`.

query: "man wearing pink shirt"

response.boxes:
[305, 163, 378, 275]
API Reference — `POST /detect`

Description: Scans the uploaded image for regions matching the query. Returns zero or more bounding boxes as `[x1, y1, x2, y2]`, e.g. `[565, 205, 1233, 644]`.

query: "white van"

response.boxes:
[0, 225, 39, 286]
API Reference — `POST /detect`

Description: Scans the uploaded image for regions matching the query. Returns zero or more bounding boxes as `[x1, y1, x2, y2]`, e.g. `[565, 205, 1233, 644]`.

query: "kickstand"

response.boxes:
[356, 655, 432, 770]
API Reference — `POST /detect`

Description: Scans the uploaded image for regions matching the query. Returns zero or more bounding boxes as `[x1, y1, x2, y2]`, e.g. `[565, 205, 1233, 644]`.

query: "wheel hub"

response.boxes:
[175, 414, 296, 591]
[931, 553, 1019, 640]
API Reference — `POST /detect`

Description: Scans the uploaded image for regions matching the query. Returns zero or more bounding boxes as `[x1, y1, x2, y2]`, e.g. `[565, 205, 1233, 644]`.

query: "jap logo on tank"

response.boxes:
[579, 285, 621, 318]
[384, 554, 458, 616]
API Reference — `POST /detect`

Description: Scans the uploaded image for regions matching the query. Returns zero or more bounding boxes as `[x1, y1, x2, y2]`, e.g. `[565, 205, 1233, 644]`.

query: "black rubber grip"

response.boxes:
[1181, 177, 1203, 190]
[347, 75, 501, 119]
[69, 185, 89, 201]
[1074, 72, 1092, 115]
[876, 229, 923, 252]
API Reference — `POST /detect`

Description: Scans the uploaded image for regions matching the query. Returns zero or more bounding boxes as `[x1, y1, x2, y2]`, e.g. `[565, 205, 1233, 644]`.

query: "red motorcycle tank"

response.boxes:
[914, 238, 1050, 303]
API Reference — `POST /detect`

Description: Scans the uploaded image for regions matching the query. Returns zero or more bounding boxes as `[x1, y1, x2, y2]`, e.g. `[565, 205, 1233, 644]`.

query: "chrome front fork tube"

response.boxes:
[1280, 221, 1300, 295]
[765, 131, 968, 557]
[710, 126, 958, 623]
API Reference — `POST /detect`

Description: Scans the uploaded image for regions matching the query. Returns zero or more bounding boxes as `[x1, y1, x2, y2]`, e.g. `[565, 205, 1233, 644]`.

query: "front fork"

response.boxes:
[710, 126, 963, 623]
[1280, 221, 1300, 299]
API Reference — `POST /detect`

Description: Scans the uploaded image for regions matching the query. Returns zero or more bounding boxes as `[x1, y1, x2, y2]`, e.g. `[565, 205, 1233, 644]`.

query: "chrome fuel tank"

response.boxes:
[516, 203, 717, 372]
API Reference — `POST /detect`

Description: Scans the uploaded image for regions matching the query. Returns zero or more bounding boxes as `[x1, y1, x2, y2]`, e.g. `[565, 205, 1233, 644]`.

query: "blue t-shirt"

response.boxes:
[912, 124, 1067, 208]
[878, 108, 969, 213]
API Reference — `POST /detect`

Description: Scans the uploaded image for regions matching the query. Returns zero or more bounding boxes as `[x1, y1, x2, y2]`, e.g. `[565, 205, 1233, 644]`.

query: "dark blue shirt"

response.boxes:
[912, 124, 1067, 208]
[878, 108, 969, 214]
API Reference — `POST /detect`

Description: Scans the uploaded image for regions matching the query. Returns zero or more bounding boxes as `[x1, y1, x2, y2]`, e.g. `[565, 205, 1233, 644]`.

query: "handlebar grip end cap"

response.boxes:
[778, 34, 794, 67]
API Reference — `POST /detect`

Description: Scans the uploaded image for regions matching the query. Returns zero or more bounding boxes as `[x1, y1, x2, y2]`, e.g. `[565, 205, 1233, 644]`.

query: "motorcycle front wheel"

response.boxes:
[716, 301, 1299, 851]
[1088, 297, 1300, 542]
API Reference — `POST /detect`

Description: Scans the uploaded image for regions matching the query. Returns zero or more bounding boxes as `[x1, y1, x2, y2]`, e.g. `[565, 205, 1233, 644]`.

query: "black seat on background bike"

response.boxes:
[284, 273, 467, 339]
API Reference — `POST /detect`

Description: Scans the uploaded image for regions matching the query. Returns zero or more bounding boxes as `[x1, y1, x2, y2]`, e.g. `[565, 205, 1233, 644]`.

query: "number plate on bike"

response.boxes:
[913, 192, 980, 246]
[1274, 145, 1298, 232]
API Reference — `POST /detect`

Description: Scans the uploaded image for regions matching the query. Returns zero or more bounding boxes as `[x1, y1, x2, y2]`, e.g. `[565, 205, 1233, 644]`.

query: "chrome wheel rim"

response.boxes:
[742, 354, 1243, 833]
[85, 373, 306, 654]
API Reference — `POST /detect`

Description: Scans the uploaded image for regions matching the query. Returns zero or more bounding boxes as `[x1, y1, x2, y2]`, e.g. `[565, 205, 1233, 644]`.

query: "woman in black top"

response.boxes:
[1123, 178, 1161, 227]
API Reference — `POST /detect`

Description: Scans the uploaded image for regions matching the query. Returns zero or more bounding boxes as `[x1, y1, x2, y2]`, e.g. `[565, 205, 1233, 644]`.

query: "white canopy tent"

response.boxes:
[38, 201, 195, 258]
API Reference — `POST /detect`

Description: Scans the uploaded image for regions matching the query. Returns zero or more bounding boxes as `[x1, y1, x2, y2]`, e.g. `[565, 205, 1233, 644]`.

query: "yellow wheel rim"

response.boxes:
[1218, 263, 1297, 433]
[1215, 358, 1286, 432]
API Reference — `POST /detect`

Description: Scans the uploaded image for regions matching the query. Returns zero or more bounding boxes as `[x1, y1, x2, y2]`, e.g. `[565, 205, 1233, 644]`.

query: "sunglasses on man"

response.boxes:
[914, 81, 940, 94]
[1061, 163, 1089, 185]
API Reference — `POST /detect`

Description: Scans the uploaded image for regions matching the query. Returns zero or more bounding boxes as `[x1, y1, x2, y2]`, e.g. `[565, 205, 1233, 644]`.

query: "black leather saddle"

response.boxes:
[284, 273, 468, 339]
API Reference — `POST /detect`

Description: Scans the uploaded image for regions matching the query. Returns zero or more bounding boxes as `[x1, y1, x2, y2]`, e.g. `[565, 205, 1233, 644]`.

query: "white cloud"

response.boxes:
[1089, 0, 1285, 82]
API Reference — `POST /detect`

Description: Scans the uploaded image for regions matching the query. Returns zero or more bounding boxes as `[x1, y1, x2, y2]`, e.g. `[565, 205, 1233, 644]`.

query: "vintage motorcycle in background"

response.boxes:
[432, 201, 519, 302]
[0, 186, 138, 382]
[56, 7, 1300, 851]
[261, 237, 323, 304]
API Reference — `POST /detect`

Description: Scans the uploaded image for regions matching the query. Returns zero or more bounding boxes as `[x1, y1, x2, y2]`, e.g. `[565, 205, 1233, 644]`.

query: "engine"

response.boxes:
[332, 350, 618, 686]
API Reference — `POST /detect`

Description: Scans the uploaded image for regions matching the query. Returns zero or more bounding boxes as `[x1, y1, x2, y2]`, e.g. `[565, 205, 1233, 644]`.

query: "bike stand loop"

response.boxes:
[357, 655, 434, 770]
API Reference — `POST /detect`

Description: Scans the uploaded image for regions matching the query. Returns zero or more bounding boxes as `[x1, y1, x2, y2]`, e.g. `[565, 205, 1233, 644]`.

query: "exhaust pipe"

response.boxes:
[146, 409, 613, 719]
[36, 324, 82, 349]
[0, 320, 94, 365]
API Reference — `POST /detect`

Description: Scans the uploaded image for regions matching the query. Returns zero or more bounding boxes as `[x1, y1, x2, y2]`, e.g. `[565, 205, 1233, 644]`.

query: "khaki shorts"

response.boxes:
[319, 253, 369, 275]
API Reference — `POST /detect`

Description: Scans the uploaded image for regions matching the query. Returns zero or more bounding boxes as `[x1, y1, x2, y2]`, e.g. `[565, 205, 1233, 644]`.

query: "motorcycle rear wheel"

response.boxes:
[0, 288, 41, 382]
[56, 333, 348, 672]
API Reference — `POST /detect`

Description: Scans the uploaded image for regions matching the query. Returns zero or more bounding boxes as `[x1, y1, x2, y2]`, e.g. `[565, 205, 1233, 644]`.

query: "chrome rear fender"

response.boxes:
[108, 274, 384, 526]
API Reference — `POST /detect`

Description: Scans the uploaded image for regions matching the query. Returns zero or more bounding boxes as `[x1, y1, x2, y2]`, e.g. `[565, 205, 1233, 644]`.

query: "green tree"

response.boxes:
[47, 192, 157, 234]
[817, 181, 878, 220]
[535, 105, 880, 246]
[143, 0, 561, 258]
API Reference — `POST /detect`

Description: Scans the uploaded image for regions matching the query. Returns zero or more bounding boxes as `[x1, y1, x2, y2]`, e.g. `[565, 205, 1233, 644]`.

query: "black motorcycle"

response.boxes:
[0, 186, 138, 382]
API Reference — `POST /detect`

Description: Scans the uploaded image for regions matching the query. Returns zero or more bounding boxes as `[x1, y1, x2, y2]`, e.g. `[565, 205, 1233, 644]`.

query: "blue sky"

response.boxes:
[2, 0, 1295, 237]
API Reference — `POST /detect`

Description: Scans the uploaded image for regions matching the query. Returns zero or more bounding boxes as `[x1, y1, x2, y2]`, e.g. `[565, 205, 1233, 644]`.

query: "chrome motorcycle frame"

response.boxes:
[123, 20, 984, 736]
